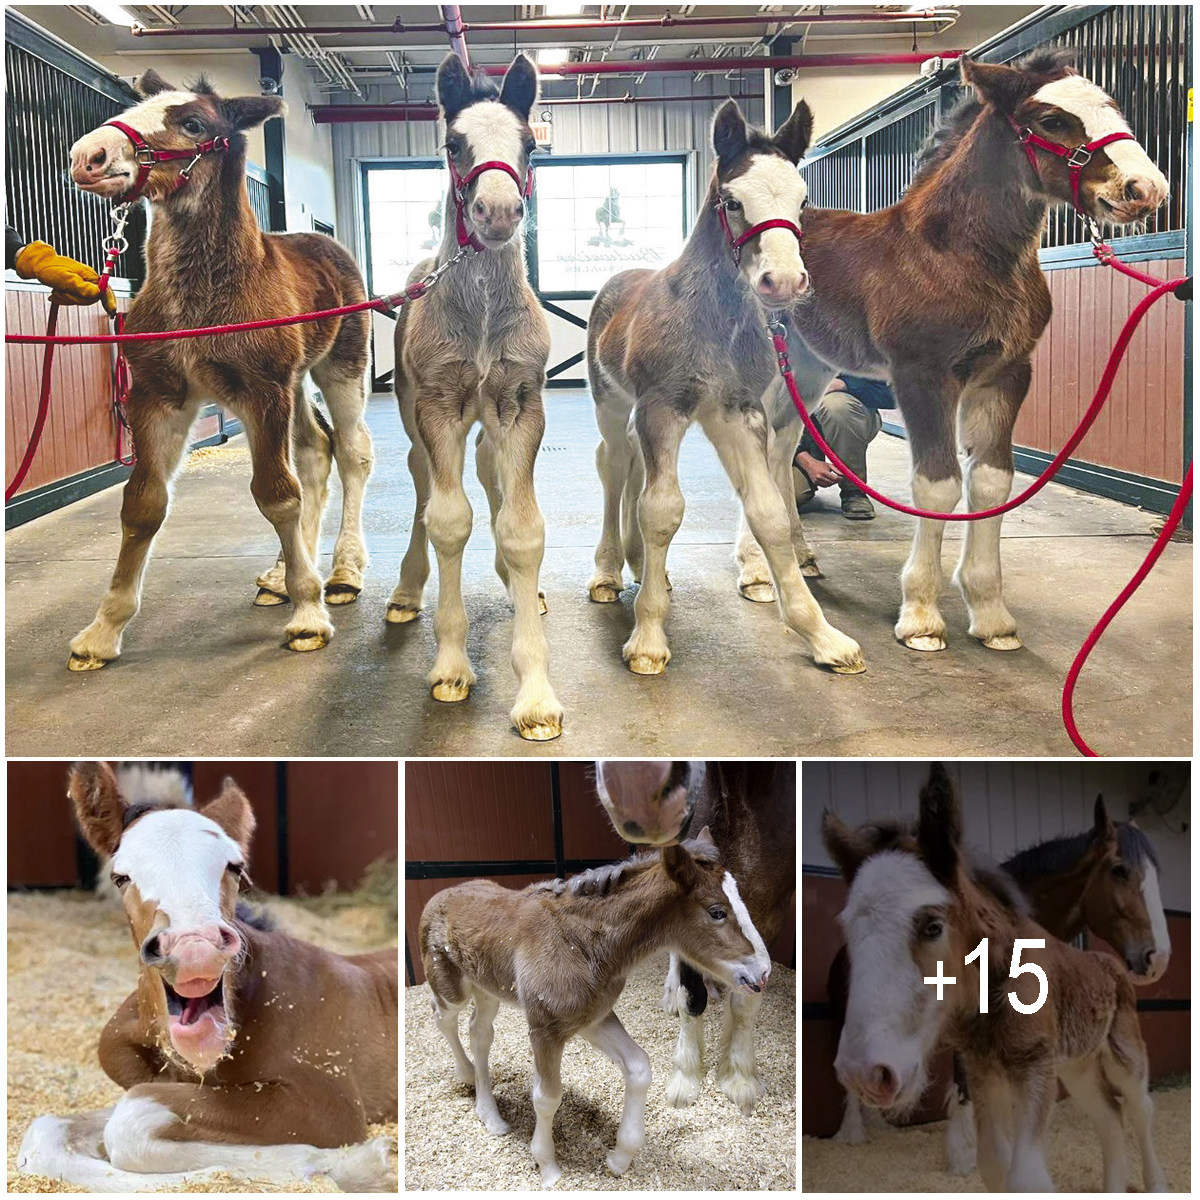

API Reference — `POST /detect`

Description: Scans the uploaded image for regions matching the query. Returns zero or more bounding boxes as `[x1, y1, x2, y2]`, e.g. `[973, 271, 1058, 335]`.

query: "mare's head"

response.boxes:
[822, 765, 1019, 1112]
[69, 71, 284, 206]
[594, 760, 705, 845]
[960, 50, 1168, 227]
[658, 828, 771, 994]
[437, 53, 538, 247]
[1077, 796, 1170, 984]
[68, 762, 255, 1074]
[710, 98, 813, 306]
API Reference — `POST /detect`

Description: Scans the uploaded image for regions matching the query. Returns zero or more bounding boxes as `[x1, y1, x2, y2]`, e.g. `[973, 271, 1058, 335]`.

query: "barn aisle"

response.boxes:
[4, 390, 1191, 757]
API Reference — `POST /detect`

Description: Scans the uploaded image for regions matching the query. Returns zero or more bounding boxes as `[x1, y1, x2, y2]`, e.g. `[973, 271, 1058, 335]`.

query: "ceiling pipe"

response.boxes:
[440, 4, 469, 69]
[129, 10, 961, 38]
[476, 51, 963, 77]
[310, 91, 767, 123]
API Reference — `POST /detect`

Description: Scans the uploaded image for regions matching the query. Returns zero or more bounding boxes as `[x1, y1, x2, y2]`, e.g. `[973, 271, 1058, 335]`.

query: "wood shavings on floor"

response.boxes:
[7, 890, 397, 1193]
[404, 952, 796, 1190]
[801, 1084, 1190, 1192]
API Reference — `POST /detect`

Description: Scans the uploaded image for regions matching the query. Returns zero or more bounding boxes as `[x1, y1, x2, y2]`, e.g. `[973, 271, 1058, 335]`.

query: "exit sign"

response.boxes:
[531, 119, 553, 149]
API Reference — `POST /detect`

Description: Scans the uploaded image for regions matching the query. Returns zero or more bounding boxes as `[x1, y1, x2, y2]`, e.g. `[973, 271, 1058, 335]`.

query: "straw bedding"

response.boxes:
[7, 889, 398, 1193]
[801, 1082, 1190, 1192]
[404, 952, 796, 1190]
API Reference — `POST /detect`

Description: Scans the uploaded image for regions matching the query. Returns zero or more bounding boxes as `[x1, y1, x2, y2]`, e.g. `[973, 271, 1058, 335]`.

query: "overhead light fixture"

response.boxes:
[87, 3, 142, 26]
[537, 47, 568, 68]
[542, 2, 583, 15]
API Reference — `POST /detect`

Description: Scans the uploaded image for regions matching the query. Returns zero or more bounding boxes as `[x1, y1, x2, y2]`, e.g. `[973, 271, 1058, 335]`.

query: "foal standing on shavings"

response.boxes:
[420, 828, 771, 1187]
[18, 762, 398, 1193]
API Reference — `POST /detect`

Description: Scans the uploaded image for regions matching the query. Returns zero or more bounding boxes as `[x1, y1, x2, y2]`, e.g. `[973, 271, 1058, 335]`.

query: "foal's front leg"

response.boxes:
[481, 377, 563, 740]
[700, 402, 864, 674]
[583, 1012, 652, 1176]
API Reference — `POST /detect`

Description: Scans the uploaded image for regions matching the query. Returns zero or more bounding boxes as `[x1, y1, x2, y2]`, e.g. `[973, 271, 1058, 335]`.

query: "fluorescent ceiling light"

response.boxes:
[87, 3, 142, 25]
[536, 47, 568, 67]
[542, 2, 583, 14]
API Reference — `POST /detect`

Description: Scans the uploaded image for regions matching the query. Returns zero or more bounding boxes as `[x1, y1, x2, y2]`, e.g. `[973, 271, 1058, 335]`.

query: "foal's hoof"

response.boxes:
[386, 603, 420, 624]
[325, 582, 361, 606]
[254, 587, 289, 607]
[665, 1069, 703, 1108]
[67, 652, 111, 672]
[432, 680, 471, 703]
[539, 1164, 562, 1189]
[285, 630, 330, 652]
[981, 633, 1023, 651]
[606, 1150, 633, 1177]
[719, 1068, 766, 1116]
[588, 582, 621, 603]
[738, 580, 776, 604]
[538, 590, 548, 617]
[627, 653, 667, 676]
[903, 634, 947, 652]
[799, 558, 822, 579]
[516, 715, 563, 742]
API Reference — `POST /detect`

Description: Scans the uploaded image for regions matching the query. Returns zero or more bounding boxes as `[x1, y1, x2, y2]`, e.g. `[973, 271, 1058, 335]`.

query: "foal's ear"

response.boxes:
[223, 95, 287, 131]
[959, 57, 1034, 114]
[712, 99, 750, 168]
[499, 53, 539, 121]
[136, 69, 178, 97]
[917, 763, 961, 886]
[821, 811, 873, 883]
[201, 778, 256, 858]
[67, 761, 127, 857]
[1093, 795, 1117, 846]
[773, 99, 814, 165]
[437, 54, 475, 124]
[662, 843, 703, 893]
[691, 824, 717, 852]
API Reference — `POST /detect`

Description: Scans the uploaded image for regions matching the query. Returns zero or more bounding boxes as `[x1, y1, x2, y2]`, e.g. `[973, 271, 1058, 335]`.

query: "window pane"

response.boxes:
[365, 166, 446, 295]
[534, 159, 685, 294]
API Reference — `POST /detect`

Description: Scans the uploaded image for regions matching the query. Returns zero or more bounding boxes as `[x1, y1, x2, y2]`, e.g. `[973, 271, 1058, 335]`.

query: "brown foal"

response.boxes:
[66, 71, 374, 670]
[17, 763, 397, 1192]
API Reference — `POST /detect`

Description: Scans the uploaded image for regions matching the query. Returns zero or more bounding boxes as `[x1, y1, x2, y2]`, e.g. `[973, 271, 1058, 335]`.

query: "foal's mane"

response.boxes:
[1003, 822, 1159, 881]
[908, 48, 1078, 191]
[532, 839, 722, 899]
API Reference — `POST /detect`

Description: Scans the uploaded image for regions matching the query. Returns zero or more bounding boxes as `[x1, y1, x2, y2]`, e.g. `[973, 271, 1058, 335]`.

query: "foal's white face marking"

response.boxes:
[452, 99, 527, 239]
[724, 152, 809, 301]
[720, 871, 772, 984]
[1031, 75, 1168, 211]
[112, 809, 241, 932]
[1139, 860, 1172, 981]
[837, 851, 951, 1111]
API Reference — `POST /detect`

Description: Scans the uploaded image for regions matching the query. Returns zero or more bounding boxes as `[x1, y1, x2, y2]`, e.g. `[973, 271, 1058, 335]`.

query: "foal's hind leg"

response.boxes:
[68, 387, 201, 670]
[717, 986, 766, 1115]
[700, 402, 865, 674]
[583, 1011, 652, 1177]
[312, 359, 375, 603]
[952, 360, 1029, 650]
[1058, 1058, 1130, 1192]
[387, 390, 432, 623]
[431, 994, 475, 1084]
[254, 390, 332, 606]
[1101, 1021, 1168, 1192]
[528, 1030, 566, 1188]
[891, 366, 962, 651]
[468, 991, 509, 1134]
[588, 389, 636, 603]
[241, 392, 333, 652]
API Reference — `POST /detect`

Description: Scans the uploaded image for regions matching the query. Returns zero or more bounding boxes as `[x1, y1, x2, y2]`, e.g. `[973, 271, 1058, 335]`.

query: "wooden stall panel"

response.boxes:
[7, 761, 80, 887]
[558, 760, 628, 861]
[801, 874, 846, 1003]
[5, 289, 130, 492]
[1017, 258, 1186, 483]
[406, 874, 548, 985]
[405, 761, 553, 863]
[191, 761, 282, 896]
[287, 761, 398, 895]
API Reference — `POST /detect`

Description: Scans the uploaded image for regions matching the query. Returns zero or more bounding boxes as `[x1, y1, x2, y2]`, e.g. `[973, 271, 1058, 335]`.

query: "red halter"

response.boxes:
[716, 199, 803, 267]
[1006, 113, 1136, 216]
[104, 119, 230, 204]
[447, 153, 535, 252]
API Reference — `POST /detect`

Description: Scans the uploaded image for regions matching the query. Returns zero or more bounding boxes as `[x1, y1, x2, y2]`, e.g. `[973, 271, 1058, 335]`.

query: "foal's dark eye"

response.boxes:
[444, 137, 462, 157]
[709, 906, 727, 921]
[919, 918, 944, 941]
[1111, 864, 1130, 881]
[723, 197, 742, 213]
[1040, 115, 1068, 133]
[181, 117, 205, 137]
[111, 873, 130, 889]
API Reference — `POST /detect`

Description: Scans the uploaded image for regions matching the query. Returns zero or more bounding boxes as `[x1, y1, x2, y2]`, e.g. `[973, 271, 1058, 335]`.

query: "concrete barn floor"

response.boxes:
[5, 390, 1191, 756]
[404, 952, 796, 1190]
[801, 1083, 1190, 1192]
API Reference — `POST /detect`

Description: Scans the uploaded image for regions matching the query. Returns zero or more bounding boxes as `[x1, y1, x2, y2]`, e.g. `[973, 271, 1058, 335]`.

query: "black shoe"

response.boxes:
[841, 492, 875, 520]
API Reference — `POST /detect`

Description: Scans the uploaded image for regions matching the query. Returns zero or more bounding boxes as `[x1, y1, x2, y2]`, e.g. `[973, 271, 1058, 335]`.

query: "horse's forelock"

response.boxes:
[1015, 47, 1077, 82]
[1116, 822, 1160, 871]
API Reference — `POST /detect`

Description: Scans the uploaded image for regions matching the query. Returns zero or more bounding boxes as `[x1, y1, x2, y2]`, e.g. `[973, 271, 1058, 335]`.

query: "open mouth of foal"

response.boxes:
[165, 976, 226, 1027]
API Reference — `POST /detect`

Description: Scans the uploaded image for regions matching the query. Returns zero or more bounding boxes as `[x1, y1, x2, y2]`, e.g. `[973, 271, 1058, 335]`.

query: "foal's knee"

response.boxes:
[121, 477, 169, 542]
[251, 470, 302, 528]
[103, 1091, 175, 1172]
[638, 483, 684, 543]
[627, 1048, 652, 1093]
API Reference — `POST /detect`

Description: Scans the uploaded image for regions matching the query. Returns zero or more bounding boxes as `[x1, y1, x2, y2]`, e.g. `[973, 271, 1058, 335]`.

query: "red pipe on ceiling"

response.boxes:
[128, 10, 958, 38]
[476, 51, 962, 77]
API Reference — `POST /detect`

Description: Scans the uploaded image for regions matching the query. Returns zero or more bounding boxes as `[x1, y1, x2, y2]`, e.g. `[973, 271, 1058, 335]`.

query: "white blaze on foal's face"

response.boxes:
[717, 871, 772, 992]
[723, 152, 810, 304]
[1031, 75, 1168, 222]
[450, 100, 530, 245]
[836, 851, 953, 1112]
[112, 809, 244, 1071]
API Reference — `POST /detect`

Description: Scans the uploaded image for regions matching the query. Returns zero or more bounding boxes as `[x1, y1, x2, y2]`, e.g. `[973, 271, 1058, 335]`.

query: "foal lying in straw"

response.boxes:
[823, 764, 1167, 1193]
[420, 829, 771, 1187]
[18, 763, 398, 1192]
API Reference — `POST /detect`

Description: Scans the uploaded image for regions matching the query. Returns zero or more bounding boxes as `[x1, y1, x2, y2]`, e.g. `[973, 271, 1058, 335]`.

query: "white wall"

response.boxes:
[281, 54, 337, 234]
[802, 762, 1191, 912]
[791, 5, 1040, 142]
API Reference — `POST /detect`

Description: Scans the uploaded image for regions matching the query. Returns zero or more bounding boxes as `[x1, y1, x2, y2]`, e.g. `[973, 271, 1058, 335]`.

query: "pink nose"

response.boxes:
[848, 1064, 898, 1108]
[755, 270, 809, 304]
[149, 924, 240, 977]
